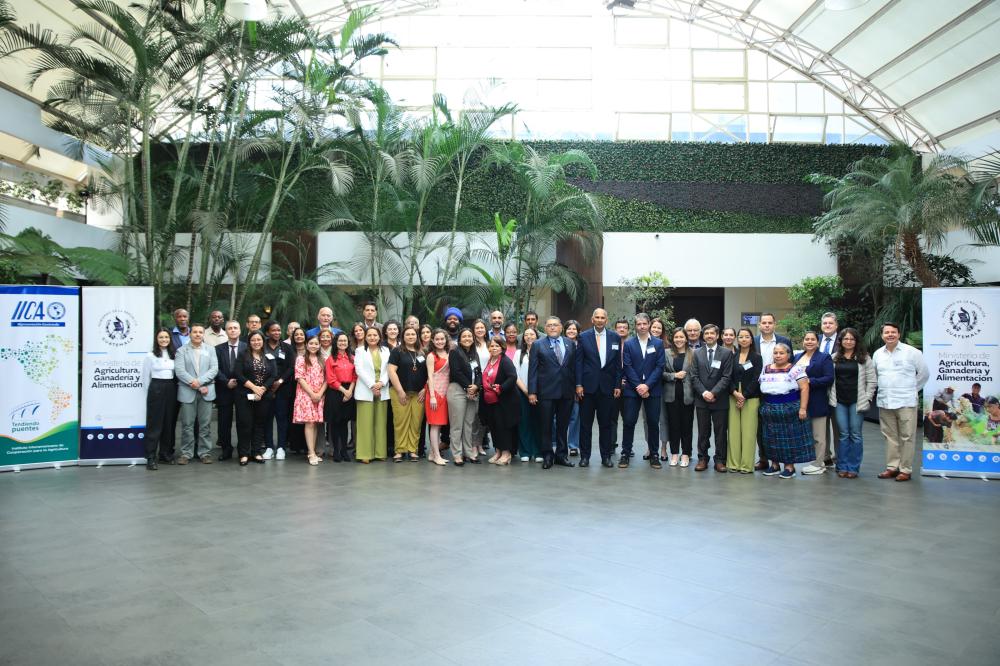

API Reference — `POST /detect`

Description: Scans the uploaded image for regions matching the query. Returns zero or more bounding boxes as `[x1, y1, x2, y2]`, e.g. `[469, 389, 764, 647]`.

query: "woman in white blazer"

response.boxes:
[354, 326, 391, 462]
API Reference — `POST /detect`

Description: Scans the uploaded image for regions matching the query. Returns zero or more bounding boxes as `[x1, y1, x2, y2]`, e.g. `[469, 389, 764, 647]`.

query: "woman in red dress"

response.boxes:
[424, 328, 450, 466]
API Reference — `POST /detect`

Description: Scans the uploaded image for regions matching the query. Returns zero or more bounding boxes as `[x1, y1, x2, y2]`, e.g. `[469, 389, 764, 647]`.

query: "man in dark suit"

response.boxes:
[691, 324, 733, 472]
[754, 312, 791, 470]
[214, 321, 246, 461]
[619, 313, 666, 469]
[575, 308, 622, 468]
[528, 316, 577, 469]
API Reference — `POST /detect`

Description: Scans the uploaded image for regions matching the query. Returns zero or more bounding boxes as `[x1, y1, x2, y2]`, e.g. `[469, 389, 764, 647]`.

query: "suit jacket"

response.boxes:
[528, 335, 577, 399]
[661, 347, 694, 405]
[354, 346, 391, 402]
[575, 327, 623, 395]
[233, 351, 277, 399]
[477, 355, 521, 428]
[263, 340, 296, 396]
[691, 345, 733, 410]
[175, 343, 219, 403]
[214, 340, 248, 405]
[792, 351, 834, 418]
[623, 336, 666, 398]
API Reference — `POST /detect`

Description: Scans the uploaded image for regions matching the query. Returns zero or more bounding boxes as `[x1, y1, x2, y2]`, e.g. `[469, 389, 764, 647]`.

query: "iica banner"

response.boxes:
[921, 287, 1000, 478]
[80, 286, 154, 463]
[0, 285, 80, 471]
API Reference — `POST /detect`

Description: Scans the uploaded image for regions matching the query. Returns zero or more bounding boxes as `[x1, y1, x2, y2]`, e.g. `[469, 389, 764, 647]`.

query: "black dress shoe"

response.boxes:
[553, 457, 575, 467]
[466, 457, 482, 464]
[158, 455, 174, 464]
[618, 457, 630, 468]
[579, 458, 590, 468]
[218, 451, 233, 461]
[650, 456, 662, 470]
[601, 457, 613, 468]
[542, 458, 554, 469]
[146, 459, 158, 470]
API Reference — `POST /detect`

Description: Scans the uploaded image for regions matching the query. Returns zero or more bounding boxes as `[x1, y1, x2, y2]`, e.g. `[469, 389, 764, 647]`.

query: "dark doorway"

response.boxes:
[669, 288, 724, 331]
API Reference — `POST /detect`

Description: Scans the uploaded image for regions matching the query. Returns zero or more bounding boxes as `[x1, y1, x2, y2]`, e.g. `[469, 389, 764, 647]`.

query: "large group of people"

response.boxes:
[140, 304, 930, 482]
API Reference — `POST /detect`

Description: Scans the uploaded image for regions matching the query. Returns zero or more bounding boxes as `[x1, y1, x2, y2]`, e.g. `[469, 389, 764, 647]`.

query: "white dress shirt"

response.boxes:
[595, 328, 606, 367]
[820, 334, 837, 355]
[142, 350, 175, 391]
[873, 342, 929, 409]
[758, 335, 777, 366]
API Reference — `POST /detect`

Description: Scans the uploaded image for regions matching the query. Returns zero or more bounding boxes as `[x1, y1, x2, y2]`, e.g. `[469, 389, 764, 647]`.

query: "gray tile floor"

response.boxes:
[2, 420, 999, 665]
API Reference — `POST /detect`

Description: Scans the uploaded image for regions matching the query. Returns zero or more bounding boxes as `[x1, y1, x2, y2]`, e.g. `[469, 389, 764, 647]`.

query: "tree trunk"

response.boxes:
[901, 232, 940, 288]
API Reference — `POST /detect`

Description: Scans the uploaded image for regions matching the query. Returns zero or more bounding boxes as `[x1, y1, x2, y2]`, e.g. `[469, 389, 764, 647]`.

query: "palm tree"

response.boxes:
[812, 144, 992, 288]
[0, 227, 130, 285]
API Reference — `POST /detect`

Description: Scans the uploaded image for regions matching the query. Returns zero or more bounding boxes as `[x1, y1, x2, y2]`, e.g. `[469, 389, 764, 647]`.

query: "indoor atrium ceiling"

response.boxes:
[2, 0, 999, 160]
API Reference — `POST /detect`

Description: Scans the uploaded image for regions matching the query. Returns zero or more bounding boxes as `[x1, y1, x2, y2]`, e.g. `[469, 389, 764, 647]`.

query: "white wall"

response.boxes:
[316, 231, 549, 286]
[603, 233, 837, 287]
[723, 287, 793, 330]
[940, 229, 1000, 284]
[4, 202, 117, 250]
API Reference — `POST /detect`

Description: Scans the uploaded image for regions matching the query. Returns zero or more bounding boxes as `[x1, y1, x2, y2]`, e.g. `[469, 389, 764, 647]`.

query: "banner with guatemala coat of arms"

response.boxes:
[80, 286, 154, 463]
[921, 287, 1000, 478]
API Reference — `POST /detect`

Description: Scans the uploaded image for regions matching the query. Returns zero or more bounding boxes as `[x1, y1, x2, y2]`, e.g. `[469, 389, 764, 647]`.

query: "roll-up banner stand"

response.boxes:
[921, 287, 1000, 479]
[0, 285, 80, 472]
[79, 286, 154, 465]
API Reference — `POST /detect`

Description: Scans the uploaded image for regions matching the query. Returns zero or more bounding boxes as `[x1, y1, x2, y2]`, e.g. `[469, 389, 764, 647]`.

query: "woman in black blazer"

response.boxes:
[234, 331, 277, 465]
[478, 337, 520, 465]
[728, 327, 763, 474]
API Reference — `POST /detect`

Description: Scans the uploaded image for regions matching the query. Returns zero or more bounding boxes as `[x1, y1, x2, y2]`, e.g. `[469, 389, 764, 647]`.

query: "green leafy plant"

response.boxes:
[0, 226, 129, 285]
[617, 271, 675, 330]
[779, 275, 845, 343]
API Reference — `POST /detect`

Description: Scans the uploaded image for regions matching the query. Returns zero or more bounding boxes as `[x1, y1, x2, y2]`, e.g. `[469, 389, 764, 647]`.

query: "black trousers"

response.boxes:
[696, 406, 728, 463]
[235, 394, 269, 458]
[145, 378, 176, 459]
[579, 391, 616, 460]
[217, 397, 235, 454]
[537, 397, 572, 461]
[665, 397, 694, 456]
[483, 403, 517, 453]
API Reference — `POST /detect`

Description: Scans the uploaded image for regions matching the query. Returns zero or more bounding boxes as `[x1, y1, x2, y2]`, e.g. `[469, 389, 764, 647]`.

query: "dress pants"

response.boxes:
[579, 391, 616, 461]
[217, 398, 235, 455]
[144, 378, 175, 459]
[696, 406, 728, 464]
[665, 397, 694, 456]
[537, 396, 572, 461]
[390, 391, 424, 454]
[808, 417, 828, 467]
[179, 394, 213, 459]
[356, 399, 388, 460]
[446, 383, 478, 460]
[265, 391, 292, 451]
[482, 402, 517, 453]
[622, 396, 660, 458]
[727, 396, 759, 472]
[518, 393, 540, 458]
[879, 405, 918, 474]
[235, 394, 268, 457]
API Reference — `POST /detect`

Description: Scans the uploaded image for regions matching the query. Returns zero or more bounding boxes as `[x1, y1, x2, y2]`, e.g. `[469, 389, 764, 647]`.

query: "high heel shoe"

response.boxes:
[239, 457, 249, 466]
[430, 458, 447, 466]
[252, 456, 265, 464]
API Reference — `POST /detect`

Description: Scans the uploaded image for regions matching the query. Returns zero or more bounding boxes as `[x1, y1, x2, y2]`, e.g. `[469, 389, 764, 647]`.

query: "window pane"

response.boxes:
[692, 50, 745, 79]
[383, 48, 436, 77]
[617, 113, 670, 140]
[772, 116, 825, 142]
[693, 82, 746, 111]
[796, 83, 825, 113]
[536, 80, 592, 110]
[615, 17, 669, 46]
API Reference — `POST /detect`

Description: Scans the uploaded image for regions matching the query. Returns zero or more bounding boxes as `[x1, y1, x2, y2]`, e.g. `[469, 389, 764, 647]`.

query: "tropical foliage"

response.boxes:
[0, 227, 129, 285]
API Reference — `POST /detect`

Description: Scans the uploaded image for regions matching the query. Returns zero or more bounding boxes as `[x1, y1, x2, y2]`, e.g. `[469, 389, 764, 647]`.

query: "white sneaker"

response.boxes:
[275, 448, 286, 460]
[802, 464, 825, 475]
[534, 457, 544, 463]
[520, 456, 529, 462]
[262, 448, 274, 460]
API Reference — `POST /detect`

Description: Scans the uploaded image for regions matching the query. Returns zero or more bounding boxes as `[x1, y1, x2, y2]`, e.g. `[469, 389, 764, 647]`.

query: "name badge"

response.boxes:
[417, 355, 425, 363]
[278, 350, 285, 360]
[246, 393, 257, 401]
[470, 361, 478, 369]
[611, 344, 619, 351]
[265, 353, 275, 360]
[742, 361, 753, 370]
[711, 360, 722, 369]
[647, 348, 656, 355]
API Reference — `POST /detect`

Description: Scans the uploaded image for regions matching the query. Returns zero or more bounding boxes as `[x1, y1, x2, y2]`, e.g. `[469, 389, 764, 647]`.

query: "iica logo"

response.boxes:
[10, 300, 66, 327]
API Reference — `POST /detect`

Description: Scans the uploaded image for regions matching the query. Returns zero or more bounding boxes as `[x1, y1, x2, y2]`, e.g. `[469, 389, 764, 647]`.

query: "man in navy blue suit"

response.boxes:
[575, 308, 623, 468]
[528, 316, 578, 469]
[619, 313, 666, 469]
[214, 321, 247, 461]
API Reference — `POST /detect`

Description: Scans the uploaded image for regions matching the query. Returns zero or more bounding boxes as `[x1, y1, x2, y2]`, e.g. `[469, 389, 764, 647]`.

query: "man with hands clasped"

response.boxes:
[691, 324, 734, 472]
[619, 313, 665, 469]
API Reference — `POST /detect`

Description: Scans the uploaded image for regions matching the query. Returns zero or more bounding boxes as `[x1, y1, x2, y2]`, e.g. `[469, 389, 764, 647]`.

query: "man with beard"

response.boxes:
[443, 307, 463, 347]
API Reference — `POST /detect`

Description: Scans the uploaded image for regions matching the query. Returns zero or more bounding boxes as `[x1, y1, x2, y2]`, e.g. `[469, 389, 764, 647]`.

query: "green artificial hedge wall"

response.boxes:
[277, 141, 886, 234]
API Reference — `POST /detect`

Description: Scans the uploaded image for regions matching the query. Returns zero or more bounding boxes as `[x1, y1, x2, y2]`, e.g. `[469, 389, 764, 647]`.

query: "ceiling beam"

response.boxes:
[828, 0, 903, 56]
[937, 108, 1000, 142]
[865, 0, 995, 81]
[782, 0, 825, 37]
[902, 52, 1000, 109]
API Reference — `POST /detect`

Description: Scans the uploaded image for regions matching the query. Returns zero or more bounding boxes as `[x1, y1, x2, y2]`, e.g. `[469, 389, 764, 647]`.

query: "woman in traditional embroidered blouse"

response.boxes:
[758, 343, 813, 479]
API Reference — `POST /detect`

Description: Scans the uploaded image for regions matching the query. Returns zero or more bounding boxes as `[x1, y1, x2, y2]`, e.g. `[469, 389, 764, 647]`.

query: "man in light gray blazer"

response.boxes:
[175, 324, 219, 464]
